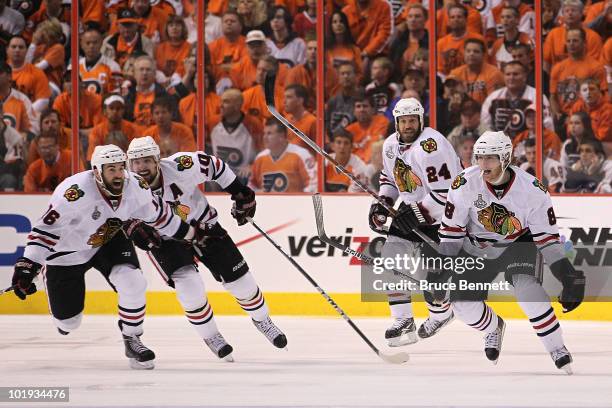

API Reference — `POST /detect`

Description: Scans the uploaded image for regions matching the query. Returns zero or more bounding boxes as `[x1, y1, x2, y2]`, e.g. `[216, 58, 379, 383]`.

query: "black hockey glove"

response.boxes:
[224, 179, 256, 226]
[393, 202, 434, 235]
[122, 219, 162, 250]
[12, 257, 42, 300]
[368, 196, 394, 233]
[550, 258, 585, 313]
[190, 221, 228, 248]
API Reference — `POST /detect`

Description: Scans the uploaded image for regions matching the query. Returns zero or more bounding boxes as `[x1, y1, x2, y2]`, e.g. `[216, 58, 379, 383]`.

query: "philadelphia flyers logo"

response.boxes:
[2, 113, 17, 128]
[216, 146, 244, 167]
[82, 79, 102, 94]
[263, 172, 288, 192]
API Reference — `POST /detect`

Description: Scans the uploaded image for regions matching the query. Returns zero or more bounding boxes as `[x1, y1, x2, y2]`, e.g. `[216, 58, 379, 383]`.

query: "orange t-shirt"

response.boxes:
[24, 149, 76, 192]
[342, 0, 392, 57]
[179, 92, 221, 137]
[53, 91, 104, 129]
[569, 99, 612, 142]
[345, 114, 389, 162]
[550, 57, 607, 114]
[87, 119, 146, 160]
[207, 0, 229, 15]
[10, 63, 51, 104]
[208, 36, 248, 74]
[584, 1, 605, 25]
[81, 0, 107, 29]
[326, 45, 364, 77]
[250, 144, 315, 192]
[604, 37, 612, 69]
[230, 59, 290, 91]
[437, 32, 486, 76]
[543, 26, 603, 67]
[284, 64, 336, 110]
[32, 43, 65, 89]
[286, 111, 316, 150]
[144, 122, 196, 153]
[2, 92, 32, 134]
[275, 0, 306, 16]
[242, 85, 285, 128]
[133, 91, 157, 127]
[436, 6, 483, 38]
[447, 63, 505, 104]
[155, 41, 192, 78]
[513, 130, 562, 161]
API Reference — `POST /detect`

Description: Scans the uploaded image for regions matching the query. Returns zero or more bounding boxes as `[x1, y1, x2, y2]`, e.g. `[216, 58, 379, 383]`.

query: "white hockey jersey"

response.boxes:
[154, 151, 237, 227]
[23, 171, 184, 266]
[439, 165, 565, 265]
[378, 128, 463, 222]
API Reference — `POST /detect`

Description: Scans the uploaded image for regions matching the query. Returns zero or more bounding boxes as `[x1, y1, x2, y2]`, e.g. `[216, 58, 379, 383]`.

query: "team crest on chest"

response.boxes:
[420, 138, 437, 153]
[64, 184, 85, 202]
[393, 158, 422, 193]
[451, 173, 467, 190]
[87, 218, 123, 248]
[532, 179, 547, 192]
[135, 175, 150, 190]
[477, 202, 523, 236]
[175, 155, 194, 171]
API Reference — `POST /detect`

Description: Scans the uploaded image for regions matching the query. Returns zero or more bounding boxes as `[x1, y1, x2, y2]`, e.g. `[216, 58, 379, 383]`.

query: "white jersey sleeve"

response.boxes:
[378, 137, 400, 201]
[525, 183, 565, 265]
[166, 151, 238, 189]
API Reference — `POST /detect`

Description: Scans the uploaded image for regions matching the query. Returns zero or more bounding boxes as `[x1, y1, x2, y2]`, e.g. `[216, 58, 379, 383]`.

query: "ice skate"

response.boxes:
[418, 312, 454, 339]
[252, 317, 287, 349]
[122, 334, 155, 370]
[204, 333, 235, 362]
[385, 317, 417, 347]
[551, 346, 573, 375]
[484, 317, 505, 364]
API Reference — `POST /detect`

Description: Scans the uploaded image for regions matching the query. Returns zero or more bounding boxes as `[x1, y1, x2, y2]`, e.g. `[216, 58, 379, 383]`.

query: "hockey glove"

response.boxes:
[368, 196, 394, 233]
[122, 219, 162, 250]
[190, 221, 228, 248]
[393, 202, 434, 235]
[230, 185, 256, 226]
[550, 258, 585, 313]
[12, 257, 42, 300]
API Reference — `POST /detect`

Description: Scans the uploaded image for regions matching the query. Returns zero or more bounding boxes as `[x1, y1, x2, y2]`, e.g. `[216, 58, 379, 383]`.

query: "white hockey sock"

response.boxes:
[453, 301, 499, 334]
[223, 271, 269, 322]
[388, 293, 413, 318]
[173, 266, 219, 339]
[110, 264, 147, 336]
[512, 274, 564, 352]
[426, 299, 453, 321]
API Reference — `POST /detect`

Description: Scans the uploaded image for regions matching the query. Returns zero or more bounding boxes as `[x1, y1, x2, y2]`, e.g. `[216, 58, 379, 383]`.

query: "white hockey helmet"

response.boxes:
[127, 136, 161, 161]
[91, 144, 128, 196]
[393, 97, 424, 133]
[473, 131, 513, 179]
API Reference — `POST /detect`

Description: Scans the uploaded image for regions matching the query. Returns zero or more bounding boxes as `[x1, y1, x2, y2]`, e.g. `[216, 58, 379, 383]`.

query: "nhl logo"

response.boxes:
[385, 146, 394, 159]
[92, 206, 101, 220]
[473, 194, 486, 209]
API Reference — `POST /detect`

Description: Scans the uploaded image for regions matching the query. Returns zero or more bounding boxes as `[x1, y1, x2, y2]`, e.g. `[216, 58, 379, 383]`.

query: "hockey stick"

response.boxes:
[263, 72, 438, 252]
[312, 194, 421, 285]
[245, 216, 409, 365]
[0, 285, 16, 295]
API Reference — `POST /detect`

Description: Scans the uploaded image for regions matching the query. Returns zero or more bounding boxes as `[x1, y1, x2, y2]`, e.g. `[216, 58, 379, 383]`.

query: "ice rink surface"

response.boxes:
[0, 315, 610, 408]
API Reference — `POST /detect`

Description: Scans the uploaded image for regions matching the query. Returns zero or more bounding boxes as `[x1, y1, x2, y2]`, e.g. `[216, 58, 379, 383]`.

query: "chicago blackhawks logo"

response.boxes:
[135, 175, 150, 190]
[451, 173, 467, 190]
[171, 202, 191, 222]
[393, 158, 422, 193]
[64, 184, 84, 202]
[420, 138, 438, 153]
[477, 202, 522, 236]
[175, 155, 194, 171]
[533, 179, 547, 192]
[87, 218, 123, 248]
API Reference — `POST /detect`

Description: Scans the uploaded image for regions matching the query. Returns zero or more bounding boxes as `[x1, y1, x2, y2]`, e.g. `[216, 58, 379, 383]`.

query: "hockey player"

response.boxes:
[438, 130, 584, 373]
[369, 98, 462, 346]
[11, 145, 196, 370]
[126, 137, 287, 356]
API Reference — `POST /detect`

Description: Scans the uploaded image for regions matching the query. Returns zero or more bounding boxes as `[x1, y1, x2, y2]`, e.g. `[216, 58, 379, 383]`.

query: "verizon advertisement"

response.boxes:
[1, 194, 611, 296]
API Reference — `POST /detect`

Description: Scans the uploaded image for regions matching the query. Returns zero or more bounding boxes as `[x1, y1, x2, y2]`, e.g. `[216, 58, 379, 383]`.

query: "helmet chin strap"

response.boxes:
[94, 168, 127, 198]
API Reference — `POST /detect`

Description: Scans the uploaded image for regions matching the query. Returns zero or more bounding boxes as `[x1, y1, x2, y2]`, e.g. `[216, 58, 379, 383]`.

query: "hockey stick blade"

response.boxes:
[264, 72, 277, 106]
[0, 285, 16, 295]
[246, 217, 409, 364]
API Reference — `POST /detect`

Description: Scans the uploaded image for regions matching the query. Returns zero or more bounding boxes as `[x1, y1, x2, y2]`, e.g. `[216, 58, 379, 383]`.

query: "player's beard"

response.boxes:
[399, 128, 418, 144]
[107, 177, 125, 195]
[136, 168, 158, 186]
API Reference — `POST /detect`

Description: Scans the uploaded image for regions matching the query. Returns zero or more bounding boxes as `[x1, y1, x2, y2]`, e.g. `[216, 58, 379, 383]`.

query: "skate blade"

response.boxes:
[222, 354, 235, 363]
[129, 358, 155, 370]
[561, 364, 573, 375]
[387, 332, 418, 347]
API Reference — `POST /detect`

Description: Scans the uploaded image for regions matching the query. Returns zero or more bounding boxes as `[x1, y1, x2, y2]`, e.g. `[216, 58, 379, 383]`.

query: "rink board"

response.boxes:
[1, 194, 611, 319]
